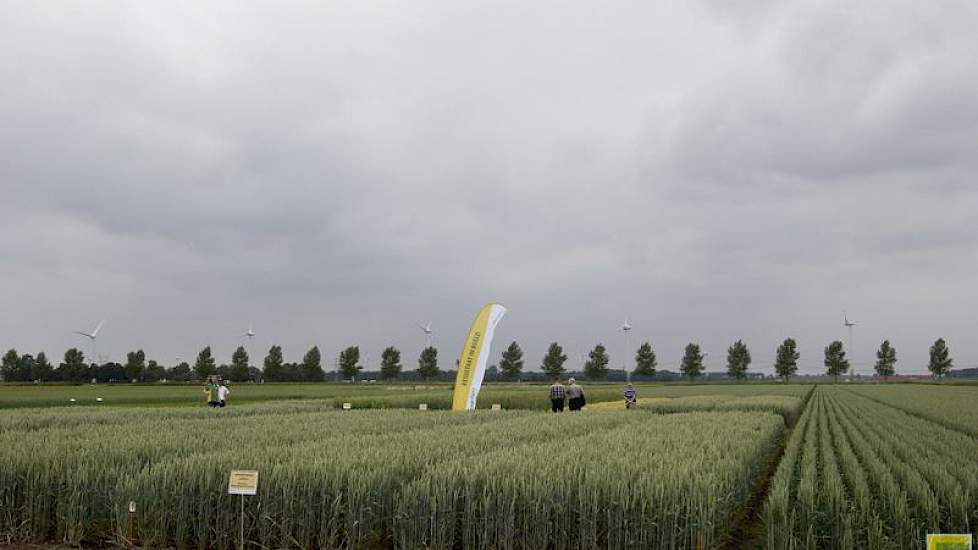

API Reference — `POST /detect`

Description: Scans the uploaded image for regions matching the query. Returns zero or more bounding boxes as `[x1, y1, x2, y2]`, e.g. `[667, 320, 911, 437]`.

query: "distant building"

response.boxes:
[948, 367, 978, 379]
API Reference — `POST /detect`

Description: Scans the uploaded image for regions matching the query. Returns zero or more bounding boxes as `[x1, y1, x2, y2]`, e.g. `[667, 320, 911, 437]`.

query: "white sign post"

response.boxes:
[127, 501, 136, 544]
[419, 403, 428, 411]
[229, 470, 259, 550]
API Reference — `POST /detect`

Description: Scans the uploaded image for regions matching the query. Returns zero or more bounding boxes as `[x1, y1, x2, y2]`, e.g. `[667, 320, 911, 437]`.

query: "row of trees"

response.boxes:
[0, 344, 443, 383]
[496, 337, 956, 382]
[0, 338, 957, 384]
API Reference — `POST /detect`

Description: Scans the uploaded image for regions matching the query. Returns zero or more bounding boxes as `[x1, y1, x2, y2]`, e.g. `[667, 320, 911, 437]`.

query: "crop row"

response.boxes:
[763, 386, 978, 549]
[0, 405, 783, 549]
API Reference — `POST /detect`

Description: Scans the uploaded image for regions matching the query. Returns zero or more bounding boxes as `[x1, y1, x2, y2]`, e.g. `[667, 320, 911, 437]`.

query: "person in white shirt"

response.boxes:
[218, 381, 231, 408]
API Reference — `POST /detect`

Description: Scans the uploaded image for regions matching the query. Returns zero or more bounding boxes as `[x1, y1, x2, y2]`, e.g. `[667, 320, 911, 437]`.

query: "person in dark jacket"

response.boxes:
[548, 380, 566, 412]
[623, 383, 637, 409]
[566, 378, 586, 411]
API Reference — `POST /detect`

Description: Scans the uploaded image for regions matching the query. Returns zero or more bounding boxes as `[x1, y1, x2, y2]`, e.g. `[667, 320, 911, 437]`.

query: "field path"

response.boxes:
[718, 385, 816, 550]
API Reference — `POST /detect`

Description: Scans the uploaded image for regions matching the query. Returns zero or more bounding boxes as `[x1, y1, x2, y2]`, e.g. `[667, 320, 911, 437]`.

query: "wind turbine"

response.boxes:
[621, 319, 632, 375]
[74, 320, 104, 364]
[242, 322, 256, 375]
[420, 322, 433, 348]
[844, 311, 856, 378]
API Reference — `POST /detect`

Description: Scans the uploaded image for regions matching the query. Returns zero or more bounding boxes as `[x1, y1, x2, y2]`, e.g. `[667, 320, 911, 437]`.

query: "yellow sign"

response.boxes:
[228, 470, 259, 496]
[452, 303, 506, 411]
[928, 534, 973, 550]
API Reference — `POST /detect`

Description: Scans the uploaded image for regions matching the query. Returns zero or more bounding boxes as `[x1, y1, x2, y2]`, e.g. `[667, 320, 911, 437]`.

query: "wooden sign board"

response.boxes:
[228, 470, 259, 496]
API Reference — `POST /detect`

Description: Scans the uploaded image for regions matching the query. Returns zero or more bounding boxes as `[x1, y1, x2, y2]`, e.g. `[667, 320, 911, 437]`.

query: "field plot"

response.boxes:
[764, 386, 978, 549]
[0, 403, 783, 549]
[588, 393, 806, 423]
[842, 384, 978, 436]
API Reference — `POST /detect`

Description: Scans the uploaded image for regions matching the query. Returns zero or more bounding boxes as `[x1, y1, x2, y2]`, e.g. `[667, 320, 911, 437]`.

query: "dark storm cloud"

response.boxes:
[2, 0, 977, 375]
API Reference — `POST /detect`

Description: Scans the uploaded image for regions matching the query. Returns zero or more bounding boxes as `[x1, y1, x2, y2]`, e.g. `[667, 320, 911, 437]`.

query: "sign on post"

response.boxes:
[229, 470, 259, 550]
[228, 470, 259, 496]
[342, 402, 352, 410]
[491, 404, 502, 411]
[419, 403, 428, 411]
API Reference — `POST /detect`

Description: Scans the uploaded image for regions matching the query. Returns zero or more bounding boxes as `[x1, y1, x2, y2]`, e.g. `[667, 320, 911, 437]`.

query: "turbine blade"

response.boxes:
[91, 321, 104, 337]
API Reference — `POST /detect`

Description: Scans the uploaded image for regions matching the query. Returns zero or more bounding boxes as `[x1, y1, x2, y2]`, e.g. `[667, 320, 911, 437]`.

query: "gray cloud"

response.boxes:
[2, 0, 977, 375]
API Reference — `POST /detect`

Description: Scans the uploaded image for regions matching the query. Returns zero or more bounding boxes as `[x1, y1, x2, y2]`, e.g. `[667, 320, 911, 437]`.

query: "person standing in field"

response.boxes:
[623, 383, 637, 409]
[549, 379, 566, 412]
[218, 380, 230, 408]
[203, 376, 221, 408]
[566, 378, 586, 411]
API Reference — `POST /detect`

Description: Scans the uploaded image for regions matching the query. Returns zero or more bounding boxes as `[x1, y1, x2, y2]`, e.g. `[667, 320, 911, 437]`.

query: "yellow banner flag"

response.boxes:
[452, 303, 507, 411]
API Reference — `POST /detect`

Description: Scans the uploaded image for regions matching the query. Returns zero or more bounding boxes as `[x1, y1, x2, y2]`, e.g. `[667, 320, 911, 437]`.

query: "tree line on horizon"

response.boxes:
[0, 344, 443, 384]
[0, 338, 957, 384]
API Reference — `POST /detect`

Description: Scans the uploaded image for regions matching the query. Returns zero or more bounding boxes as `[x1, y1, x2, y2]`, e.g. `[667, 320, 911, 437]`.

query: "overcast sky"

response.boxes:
[2, 1, 977, 375]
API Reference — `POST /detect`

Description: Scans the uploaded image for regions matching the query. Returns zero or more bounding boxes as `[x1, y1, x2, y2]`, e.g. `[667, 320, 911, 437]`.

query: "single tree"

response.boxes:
[1, 349, 20, 382]
[824, 340, 849, 382]
[338, 346, 361, 380]
[540, 342, 568, 380]
[124, 349, 146, 382]
[144, 360, 165, 382]
[874, 340, 897, 380]
[13, 352, 34, 382]
[928, 338, 953, 379]
[216, 364, 232, 380]
[584, 344, 610, 380]
[417, 346, 439, 380]
[32, 352, 53, 381]
[264, 345, 285, 381]
[380, 346, 402, 380]
[499, 341, 525, 380]
[774, 338, 800, 383]
[60, 348, 88, 383]
[229, 346, 251, 382]
[167, 361, 192, 382]
[301, 346, 325, 382]
[633, 342, 657, 377]
[726, 340, 752, 381]
[193, 346, 216, 380]
[680, 343, 705, 380]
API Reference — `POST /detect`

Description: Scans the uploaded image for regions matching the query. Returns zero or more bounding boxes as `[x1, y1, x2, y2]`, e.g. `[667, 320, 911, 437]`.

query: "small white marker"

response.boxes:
[96, 397, 104, 402]
[342, 402, 352, 410]
[419, 403, 428, 411]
